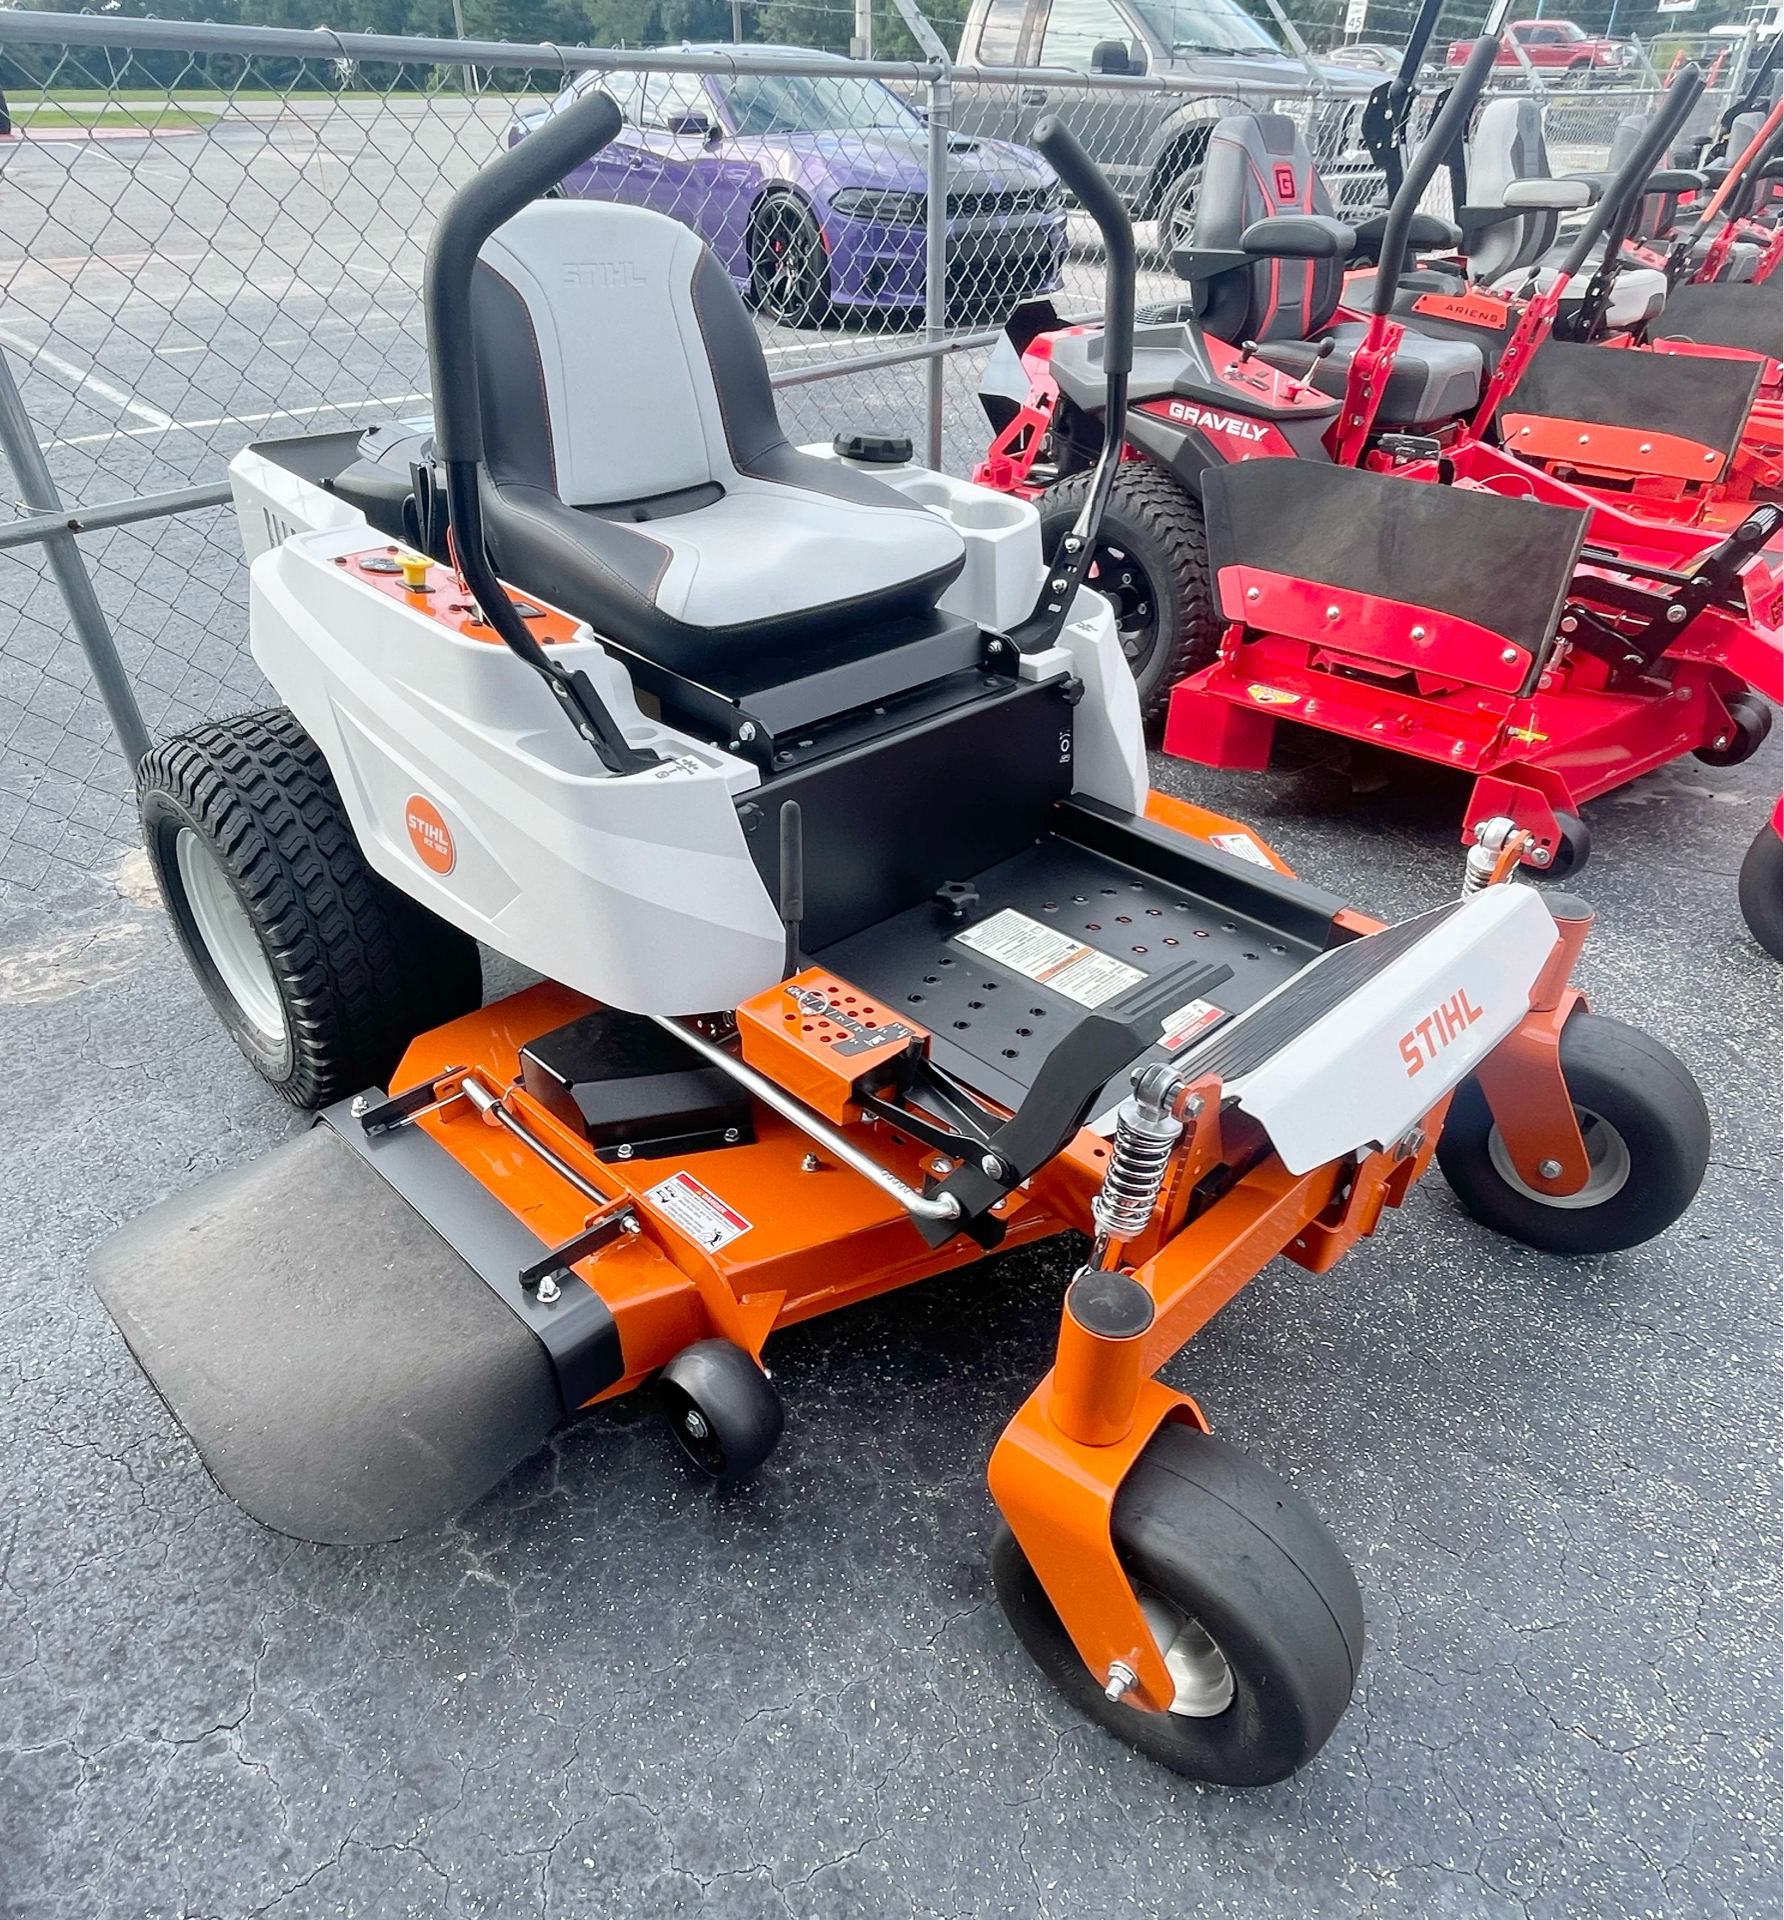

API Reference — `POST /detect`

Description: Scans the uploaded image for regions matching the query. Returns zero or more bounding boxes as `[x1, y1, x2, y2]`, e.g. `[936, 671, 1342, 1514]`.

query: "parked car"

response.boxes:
[1444, 19, 1637, 73]
[507, 56, 1067, 325]
[953, 0, 1377, 243]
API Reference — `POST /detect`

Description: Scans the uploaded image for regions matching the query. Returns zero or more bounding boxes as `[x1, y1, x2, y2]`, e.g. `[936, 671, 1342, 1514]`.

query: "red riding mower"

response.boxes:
[93, 100, 1713, 1788]
[976, 48, 1782, 876]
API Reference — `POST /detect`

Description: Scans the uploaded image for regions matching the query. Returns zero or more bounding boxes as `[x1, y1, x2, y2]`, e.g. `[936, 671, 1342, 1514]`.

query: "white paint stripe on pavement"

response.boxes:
[0, 326, 177, 429]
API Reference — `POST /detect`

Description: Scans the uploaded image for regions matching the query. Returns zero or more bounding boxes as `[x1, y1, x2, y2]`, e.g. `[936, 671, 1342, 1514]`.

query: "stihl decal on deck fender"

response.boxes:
[1398, 989, 1486, 1076]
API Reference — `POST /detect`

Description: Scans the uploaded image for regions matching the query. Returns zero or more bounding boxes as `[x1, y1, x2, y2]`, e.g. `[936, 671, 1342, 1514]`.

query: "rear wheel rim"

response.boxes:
[1164, 168, 1203, 253]
[1085, 537, 1160, 675]
[174, 826, 285, 1045]
[1487, 1107, 1631, 1210]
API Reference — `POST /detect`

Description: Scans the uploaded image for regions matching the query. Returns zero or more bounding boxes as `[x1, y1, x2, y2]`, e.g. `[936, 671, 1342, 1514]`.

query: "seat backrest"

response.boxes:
[1466, 96, 1561, 279]
[1193, 113, 1345, 346]
[471, 200, 786, 508]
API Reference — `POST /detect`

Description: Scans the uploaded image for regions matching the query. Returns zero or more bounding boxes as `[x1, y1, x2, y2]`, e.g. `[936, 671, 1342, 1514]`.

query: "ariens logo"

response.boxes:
[1166, 399, 1267, 443]
[404, 794, 456, 876]
[1398, 989, 1484, 1076]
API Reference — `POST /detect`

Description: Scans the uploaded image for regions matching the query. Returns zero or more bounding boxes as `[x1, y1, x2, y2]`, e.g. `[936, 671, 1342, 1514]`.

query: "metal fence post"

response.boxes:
[0, 344, 151, 770]
[925, 66, 951, 470]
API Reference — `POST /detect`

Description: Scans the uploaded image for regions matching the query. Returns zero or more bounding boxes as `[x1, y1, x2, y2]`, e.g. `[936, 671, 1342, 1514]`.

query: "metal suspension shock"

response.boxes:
[1089, 1059, 1198, 1270]
[1463, 815, 1532, 896]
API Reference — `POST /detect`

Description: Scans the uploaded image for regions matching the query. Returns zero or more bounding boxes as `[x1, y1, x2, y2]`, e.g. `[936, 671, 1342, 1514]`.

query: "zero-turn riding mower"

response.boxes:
[98, 97, 1714, 1788]
[973, 51, 1781, 876]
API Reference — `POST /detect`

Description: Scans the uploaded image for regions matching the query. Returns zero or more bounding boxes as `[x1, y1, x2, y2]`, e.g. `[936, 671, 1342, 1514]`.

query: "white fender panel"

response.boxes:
[249, 531, 784, 1015]
[1226, 885, 1560, 1175]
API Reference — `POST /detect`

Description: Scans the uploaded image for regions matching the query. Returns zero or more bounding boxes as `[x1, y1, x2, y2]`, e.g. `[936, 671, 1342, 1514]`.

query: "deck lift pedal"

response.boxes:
[96, 96, 1712, 1787]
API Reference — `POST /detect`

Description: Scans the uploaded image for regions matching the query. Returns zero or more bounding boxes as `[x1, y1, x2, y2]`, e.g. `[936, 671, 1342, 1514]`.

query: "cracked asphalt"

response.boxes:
[0, 728, 1777, 1920]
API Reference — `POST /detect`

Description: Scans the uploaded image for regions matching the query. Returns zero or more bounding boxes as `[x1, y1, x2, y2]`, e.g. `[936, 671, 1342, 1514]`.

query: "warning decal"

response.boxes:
[955, 908, 1145, 1010]
[1210, 830, 1275, 871]
[1160, 997, 1228, 1050]
[643, 1171, 752, 1252]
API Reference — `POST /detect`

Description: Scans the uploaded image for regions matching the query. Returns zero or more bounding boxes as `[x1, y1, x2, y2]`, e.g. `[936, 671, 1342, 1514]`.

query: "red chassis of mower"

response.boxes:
[1164, 434, 1783, 867]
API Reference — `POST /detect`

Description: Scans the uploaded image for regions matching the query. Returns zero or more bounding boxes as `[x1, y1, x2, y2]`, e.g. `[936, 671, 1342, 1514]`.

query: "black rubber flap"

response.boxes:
[87, 1125, 562, 1546]
[1504, 337, 1761, 458]
[1647, 282, 1783, 363]
[1203, 459, 1587, 660]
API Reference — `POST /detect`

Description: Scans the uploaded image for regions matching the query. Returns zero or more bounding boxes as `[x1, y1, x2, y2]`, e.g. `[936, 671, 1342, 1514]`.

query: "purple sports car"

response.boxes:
[506, 56, 1066, 324]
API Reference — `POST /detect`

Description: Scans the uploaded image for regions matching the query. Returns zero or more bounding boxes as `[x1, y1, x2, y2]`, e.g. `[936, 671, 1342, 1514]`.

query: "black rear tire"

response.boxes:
[1039, 463, 1223, 732]
[138, 708, 483, 1109]
[993, 1423, 1363, 1786]
[1436, 1010, 1710, 1255]
[1738, 815, 1783, 962]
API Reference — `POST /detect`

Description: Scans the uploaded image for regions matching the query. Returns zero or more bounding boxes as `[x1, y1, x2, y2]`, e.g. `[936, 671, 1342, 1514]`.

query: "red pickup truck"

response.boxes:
[1446, 19, 1637, 72]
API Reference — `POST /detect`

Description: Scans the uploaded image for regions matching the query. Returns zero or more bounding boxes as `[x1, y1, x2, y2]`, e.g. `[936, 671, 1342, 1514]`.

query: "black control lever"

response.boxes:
[1008, 117, 1136, 657]
[1608, 502, 1779, 682]
[424, 87, 661, 777]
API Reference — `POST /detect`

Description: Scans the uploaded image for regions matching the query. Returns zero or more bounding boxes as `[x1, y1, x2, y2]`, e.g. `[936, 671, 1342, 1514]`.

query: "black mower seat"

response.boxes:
[469, 201, 966, 680]
[1261, 324, 1486, 428]
[1648, 280, 1783, 363]
[1499, 338, 1763, 470]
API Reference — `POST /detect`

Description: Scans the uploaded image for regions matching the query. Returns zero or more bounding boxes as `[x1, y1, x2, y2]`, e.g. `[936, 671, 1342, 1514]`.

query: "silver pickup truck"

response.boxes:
[952, 0, 1378, 243]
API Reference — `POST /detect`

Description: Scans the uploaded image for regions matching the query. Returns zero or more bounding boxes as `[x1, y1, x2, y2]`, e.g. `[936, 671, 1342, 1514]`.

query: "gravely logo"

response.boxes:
[404, 794, 456, 875]
[1165, 399, 1268, 443]
[1398, 989, 1485, 1076]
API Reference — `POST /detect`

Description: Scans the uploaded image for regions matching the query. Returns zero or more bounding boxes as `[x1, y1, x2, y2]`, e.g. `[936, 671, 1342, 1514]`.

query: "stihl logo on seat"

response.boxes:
[1398, 989, 1485, 1076]
[1165, 399, 1267, 442]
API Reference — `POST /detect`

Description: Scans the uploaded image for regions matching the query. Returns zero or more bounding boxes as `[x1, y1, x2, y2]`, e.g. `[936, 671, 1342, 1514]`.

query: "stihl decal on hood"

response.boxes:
[1164, 399, 1268, 443]
[1398, 989, 1485, 1076]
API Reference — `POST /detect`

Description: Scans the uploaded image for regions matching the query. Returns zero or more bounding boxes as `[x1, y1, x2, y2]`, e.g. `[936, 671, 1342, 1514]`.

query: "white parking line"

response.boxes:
[46, 389, 431, 451]
[0, 325, 176, 429]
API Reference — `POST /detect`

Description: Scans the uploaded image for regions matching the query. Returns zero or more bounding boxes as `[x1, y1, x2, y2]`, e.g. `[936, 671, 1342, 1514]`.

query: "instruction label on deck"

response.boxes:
[1209, 831, 1275, 870]
[955, 909, 1145, 1009]
[644, 1171, 752, 1251]
[1159, 997, 1228, 1051]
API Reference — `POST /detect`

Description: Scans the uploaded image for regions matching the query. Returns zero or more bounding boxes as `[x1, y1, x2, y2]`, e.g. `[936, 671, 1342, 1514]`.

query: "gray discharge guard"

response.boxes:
[87, 1121, 580, 1546]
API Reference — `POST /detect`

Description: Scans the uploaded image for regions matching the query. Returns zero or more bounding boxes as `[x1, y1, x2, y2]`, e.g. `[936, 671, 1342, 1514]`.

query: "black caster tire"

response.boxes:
[1039, 463, 1222, 733]
[1694, 692, 1773, 768]
[138, 708, 483, 1109]
[992, 1423, 1363, 1787]
[1738, 816, 1783, 963]
[660, 1339, 784, 1485]
[1532, 809, 1591, 879]
[748, 193, 830, 328]
[1436, 1010, 1710, 1256]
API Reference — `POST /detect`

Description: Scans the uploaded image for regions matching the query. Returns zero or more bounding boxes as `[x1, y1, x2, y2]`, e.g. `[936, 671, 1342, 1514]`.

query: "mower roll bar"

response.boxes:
[1371, 31, 1501, 318]
[1010, 116, 1136, 654]
[1360, 0, 1449, 202]
[1562, 64, 1703, 335]
[421, 86, 660, 776]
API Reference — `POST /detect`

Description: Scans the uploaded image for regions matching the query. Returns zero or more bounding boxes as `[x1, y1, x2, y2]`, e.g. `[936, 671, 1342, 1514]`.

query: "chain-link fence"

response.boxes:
[0, 7, 1761, 892]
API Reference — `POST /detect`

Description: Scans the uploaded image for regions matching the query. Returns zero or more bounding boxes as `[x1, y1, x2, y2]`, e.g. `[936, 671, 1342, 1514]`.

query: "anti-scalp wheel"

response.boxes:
[660, 1339, 784, 1485]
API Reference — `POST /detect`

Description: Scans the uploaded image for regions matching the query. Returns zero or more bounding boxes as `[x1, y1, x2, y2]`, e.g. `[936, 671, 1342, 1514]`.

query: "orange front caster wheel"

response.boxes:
[991, 1424, 1363, 1786]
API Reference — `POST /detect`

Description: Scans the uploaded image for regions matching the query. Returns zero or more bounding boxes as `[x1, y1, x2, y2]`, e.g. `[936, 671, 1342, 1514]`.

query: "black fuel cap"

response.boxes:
[832, 429, 913, 465]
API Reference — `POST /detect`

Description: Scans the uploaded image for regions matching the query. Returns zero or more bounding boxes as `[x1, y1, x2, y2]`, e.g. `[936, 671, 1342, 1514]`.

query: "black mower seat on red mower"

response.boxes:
[467, 201, 968, 682]
[1498, 338, 1764, 477]
[1201, 458, 1588, 693]
[1180, 111, 1487, 429]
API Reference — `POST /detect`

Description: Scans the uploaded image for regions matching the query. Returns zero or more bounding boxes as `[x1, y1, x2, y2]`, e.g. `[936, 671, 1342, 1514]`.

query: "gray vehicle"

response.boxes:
[954, 0, 1378, 242]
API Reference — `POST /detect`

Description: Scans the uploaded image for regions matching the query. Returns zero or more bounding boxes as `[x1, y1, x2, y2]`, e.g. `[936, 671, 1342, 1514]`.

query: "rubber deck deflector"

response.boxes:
[87, 1114, 618, 1546]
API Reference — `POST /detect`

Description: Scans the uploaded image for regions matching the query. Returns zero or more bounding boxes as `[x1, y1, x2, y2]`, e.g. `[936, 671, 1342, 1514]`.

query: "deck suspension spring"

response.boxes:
[1090, 1060, 1199, 1264]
